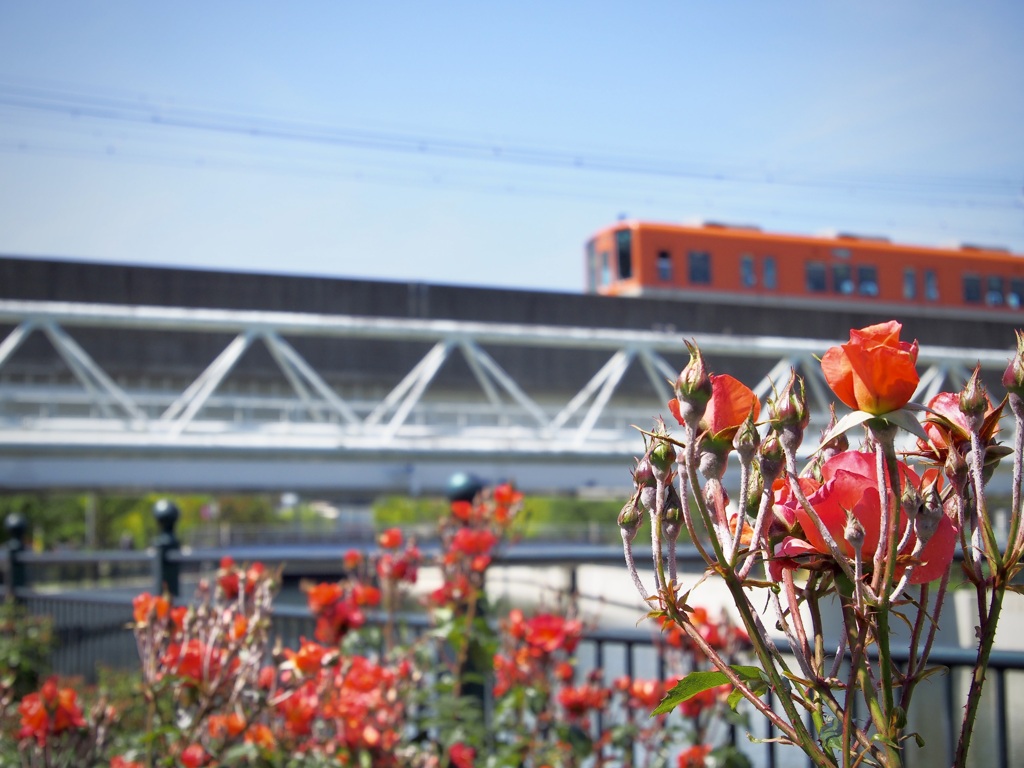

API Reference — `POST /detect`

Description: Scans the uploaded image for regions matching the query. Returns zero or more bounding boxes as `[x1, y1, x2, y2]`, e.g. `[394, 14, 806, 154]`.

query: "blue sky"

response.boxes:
[0, 2, 1022, 293]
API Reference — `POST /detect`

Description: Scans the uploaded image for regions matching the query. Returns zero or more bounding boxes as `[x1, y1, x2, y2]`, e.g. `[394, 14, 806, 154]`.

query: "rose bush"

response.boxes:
[1, 483, 747, 768]
[622, 320, 1024, 768]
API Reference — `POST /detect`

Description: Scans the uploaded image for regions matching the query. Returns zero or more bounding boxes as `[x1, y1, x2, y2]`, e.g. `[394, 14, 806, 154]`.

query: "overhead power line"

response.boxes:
[0, 80, 1016, 202]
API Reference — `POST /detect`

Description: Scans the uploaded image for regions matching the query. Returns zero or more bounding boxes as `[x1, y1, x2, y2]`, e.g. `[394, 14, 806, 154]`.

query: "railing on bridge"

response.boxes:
[0, 299, 1008, 460]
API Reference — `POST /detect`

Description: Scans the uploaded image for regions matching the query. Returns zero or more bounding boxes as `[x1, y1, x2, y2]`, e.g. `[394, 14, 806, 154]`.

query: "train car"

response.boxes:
[585, 220, 1024, 318]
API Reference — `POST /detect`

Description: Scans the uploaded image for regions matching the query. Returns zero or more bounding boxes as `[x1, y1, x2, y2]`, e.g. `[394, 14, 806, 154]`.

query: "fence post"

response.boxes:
[152, 499, 181, 598]
[4, 513, 27, 602]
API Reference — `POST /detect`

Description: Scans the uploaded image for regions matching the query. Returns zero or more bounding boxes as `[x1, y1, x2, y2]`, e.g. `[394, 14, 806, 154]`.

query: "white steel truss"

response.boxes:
[0, 299, 1015, 461]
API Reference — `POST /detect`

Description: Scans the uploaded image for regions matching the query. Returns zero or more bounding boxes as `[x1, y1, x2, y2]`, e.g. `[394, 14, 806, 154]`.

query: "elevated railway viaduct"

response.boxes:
[0, 256, 1018, 495]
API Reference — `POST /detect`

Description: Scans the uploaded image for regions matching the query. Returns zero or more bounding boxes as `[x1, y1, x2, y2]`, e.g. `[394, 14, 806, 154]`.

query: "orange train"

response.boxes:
[585, 220, 1024, 317]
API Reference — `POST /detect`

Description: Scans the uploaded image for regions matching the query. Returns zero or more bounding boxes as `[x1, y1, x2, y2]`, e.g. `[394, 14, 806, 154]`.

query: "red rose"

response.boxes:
[449, 741, 476, 768]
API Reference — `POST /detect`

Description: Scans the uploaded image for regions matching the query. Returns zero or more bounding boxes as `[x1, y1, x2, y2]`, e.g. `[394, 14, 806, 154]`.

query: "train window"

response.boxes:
[688, 251, 711, 285]
[600, 251, 611, 286]
[741, 255, 756, 288]
[1010, 279, 1024, 309]
[986, 276, 1005, 306]
[833, 248, 851, 259]
[586, 240, 598, 292]
[763, 257, 777, 289]
[903, 268, 917, 300]
[924, 270, 939, 301]
[857, 266, 879, 297]
[657, 250, 672, 281]
[833, 264, 854, 295]
[963, 274, 982, 304]
[616, 230, 633, 279]
[806, 262, 827, 293]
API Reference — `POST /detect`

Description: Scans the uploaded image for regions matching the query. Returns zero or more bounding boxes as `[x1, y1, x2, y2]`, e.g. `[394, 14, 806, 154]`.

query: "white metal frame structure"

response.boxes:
[0, 300, 1014, 493]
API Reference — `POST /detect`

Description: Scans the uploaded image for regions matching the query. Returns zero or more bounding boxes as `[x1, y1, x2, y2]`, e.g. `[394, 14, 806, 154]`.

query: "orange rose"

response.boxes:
[132, 592, 169, 626]
[820, 321, 919, 415]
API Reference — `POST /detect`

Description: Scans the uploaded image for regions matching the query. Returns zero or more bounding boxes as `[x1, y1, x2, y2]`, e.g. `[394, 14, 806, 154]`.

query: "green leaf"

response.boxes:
[834, 570, 856, 599]
[726, 687, 745, 711]
[816, 410, 874, 449]
[726, 674, 769, 711]
[880, 407, 930, 442]
[871, 733, 899, 748]
[815, 406, 927, 445]
[652, 665, 762, 716]
[708, 745, 755, 768]
[820, 714, 843, 753]
[561, 723, 593, 758]
[220, 743, 257, 763]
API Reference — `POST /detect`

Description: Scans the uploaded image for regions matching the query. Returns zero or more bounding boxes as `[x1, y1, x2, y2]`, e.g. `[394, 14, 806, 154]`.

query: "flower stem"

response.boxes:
[954, 583, 1005, 768]
[681, 453, 832, 765]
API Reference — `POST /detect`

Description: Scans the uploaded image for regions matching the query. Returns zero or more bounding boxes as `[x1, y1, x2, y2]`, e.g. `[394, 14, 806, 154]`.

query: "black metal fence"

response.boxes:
[4, 504, 1024, 767]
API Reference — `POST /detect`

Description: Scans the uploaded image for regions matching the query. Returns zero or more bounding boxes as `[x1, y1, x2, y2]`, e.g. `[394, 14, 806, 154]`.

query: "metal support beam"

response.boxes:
[40, 321, 144, 421]
[160, 331, 254, 434]
[262, 331, 360, 425]
[0, 300, 1015, 488]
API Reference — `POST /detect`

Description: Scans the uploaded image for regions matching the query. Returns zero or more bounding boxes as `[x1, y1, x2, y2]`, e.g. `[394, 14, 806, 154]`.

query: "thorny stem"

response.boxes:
[955, 584, 1005, 768]
[667, 522, 679, 586]
[887, 539, 924, 605]
[729, 452, 752, 563]
[904, 582, 928, 682]
[781, 570, 816, 681]
[804, 575, 830, 745]
[895, 505, 915, 556]
[621, 530, 650, 603]
[766, 570, 816, 683]
[950, 492, 982, 584]
[870, 428, 894, 596]
[873, 607, 897, 744]
[828, 634, 848, 682]
[969, 431, 1002, 573]
[952, 416, 1018, 768]
[672, 590, 839, 768]
[874, 430, 907, 753]
[795, 584, 862, 754]
[739, 485, 774, 580]
[676, 456, 713, 565]
[838, 601, 898, 768]
[673, 617, 804, 748]
[899, 574, 949, 716]
[806, 575, 826, 678]
[841, 611, 862, 768]
[917, 569, 949, 677]
[680, 440, 830, 766]
[1009, 394, 1024, 564]
[650, 478, 666, 593]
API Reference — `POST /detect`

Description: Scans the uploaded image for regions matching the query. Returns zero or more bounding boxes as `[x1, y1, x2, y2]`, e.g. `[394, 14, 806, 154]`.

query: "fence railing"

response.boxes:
[5, 503, 1024, 767]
